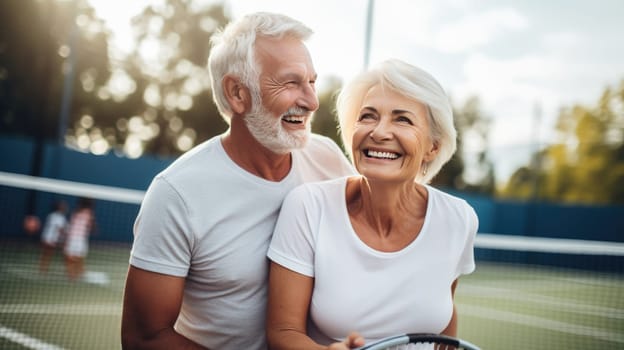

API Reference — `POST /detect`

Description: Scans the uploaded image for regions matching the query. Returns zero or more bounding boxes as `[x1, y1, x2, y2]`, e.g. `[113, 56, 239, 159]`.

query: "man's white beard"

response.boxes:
[245, 104, 311, 154]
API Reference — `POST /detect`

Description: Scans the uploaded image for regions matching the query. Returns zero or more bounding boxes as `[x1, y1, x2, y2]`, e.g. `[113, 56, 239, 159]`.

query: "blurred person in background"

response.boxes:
[64, 197, 95, 281]
[38, 200, 68, 274]
[121, 12, 354, 350]
[266, 59, 478, 349]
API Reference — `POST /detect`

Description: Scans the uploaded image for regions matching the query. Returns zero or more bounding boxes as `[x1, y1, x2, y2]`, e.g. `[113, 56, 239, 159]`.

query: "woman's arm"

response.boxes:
[266, 262, 364, 350]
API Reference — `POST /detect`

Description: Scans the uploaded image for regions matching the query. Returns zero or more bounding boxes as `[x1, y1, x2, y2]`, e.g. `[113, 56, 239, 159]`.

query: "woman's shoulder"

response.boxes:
[426, 185, 475, 214]
[426, 186, 479, 233]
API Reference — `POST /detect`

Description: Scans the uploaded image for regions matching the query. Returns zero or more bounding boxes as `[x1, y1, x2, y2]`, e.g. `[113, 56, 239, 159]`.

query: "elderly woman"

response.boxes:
[266, 59, 479, 349]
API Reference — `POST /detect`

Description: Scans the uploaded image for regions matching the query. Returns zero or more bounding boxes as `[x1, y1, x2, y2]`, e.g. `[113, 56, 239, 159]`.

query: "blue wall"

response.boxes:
[0, 136, 173, 242]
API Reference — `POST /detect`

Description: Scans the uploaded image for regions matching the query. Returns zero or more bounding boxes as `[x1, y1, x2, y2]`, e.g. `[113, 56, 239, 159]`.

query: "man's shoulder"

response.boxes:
[160, 137, 221, 177]
[300, 133, 345, 159]
[295, 134, 355, 179]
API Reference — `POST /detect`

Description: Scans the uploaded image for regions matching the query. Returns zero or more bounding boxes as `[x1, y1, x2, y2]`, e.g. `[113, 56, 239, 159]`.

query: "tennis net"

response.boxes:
[0, 171, 622, 350]
[0, 171, 140, 350]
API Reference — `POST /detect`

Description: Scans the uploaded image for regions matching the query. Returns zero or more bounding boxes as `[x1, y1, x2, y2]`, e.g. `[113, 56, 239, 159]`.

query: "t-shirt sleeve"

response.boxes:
[129, 175, 194, 277]
[457, 203, 479, 277]
[267, 185, 317, 277]
[314, 135, 357, 177]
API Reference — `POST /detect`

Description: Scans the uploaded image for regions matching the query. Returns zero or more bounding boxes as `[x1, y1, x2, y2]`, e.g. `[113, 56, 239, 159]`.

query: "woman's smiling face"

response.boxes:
[352, 84, 439, 183]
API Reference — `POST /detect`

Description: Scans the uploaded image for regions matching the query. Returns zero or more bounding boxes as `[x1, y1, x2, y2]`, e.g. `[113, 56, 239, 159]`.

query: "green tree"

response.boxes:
[432, 96, 495, 194]
[501, 80, 624, 204]
[0, 0, 111, 143]
[64, 0, 230, 158]
[312, 76, 343, 148]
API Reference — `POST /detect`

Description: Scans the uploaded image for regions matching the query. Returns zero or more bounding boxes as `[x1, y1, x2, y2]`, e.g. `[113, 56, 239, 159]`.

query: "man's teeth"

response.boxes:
[283, 116, 305, 123]
[367, 150, 399, 159]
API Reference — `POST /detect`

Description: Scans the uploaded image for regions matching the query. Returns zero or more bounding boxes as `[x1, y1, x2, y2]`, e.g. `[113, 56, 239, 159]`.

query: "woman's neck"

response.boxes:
[347, 176, 429, 250]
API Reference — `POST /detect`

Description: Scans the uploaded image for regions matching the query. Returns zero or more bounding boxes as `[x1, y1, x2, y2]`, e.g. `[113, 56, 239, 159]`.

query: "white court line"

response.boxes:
[460, 284, 624, 319]
[0, 324, 65, 350]
[460, 304, 624, 344]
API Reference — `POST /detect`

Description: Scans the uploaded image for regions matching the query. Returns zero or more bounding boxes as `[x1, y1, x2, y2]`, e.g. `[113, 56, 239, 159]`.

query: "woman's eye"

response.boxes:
[358, 113, 375, 121]
[396, 116, 413, 124]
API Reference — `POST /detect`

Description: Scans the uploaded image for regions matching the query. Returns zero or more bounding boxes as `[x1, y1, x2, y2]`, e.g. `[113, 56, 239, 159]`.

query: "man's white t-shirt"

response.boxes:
[268, 177, 478, 346]
[129, 134, 354, 349]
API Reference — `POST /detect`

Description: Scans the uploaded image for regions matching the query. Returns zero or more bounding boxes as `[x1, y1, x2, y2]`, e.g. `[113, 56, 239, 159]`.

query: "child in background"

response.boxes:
[39, 200, 68, 274]
[64, 197, 95, 281]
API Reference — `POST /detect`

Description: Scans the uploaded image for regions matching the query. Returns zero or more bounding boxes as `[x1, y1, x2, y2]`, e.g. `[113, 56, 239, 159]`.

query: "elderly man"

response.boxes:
[121, 12, 354, 350]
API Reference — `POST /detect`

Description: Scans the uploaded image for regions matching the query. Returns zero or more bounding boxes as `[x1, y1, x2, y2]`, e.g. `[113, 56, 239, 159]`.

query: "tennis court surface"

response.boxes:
[1, 173, 622, 349]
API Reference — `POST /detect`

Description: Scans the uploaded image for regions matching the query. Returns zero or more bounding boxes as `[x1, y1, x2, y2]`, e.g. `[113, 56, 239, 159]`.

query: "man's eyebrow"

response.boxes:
[279, 72, 317, 81]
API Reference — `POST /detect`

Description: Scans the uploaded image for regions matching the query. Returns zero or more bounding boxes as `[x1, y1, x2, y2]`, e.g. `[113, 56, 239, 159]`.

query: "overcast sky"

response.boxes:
[89, 0, 624, 180]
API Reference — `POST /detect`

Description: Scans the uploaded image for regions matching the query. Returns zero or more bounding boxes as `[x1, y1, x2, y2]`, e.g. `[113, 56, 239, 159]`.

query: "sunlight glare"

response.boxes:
[143, 84, 161, 107]
[79, 115, 94, 129]
[124, 135, 144, 159]
[108, 69, 137, 102]
[90, 137, 110, 155]
[86, 0, 165, 54]
[177, 95, 193, 111]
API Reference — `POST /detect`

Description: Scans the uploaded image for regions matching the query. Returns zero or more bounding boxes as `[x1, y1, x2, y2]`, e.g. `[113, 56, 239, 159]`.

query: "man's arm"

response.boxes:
[121, 266, 206, 349]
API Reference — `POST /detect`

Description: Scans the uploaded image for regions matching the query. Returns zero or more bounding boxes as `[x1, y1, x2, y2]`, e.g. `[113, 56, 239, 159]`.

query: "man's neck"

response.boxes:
[221, 117, 292, 182]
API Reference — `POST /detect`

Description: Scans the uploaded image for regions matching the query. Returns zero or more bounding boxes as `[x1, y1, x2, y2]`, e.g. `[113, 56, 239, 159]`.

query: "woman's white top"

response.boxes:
[268, 176, 478, 345]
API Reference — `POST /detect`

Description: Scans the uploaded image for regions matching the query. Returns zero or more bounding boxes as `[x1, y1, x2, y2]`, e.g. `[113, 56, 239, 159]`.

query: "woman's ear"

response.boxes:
[223, 75, 251, 115]
[425, 141, 440, 162]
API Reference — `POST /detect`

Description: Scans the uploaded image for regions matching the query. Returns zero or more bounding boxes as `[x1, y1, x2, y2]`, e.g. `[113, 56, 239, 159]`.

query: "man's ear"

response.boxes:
[223, 75, 251, 115]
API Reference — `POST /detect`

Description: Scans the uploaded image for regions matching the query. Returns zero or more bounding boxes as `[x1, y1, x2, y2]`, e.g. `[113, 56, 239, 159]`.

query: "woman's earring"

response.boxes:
[422, 164, 428, 176]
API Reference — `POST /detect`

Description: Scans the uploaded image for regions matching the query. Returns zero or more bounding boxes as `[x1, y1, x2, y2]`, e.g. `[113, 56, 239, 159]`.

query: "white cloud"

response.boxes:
[435, 8, 529, 53]
[458, 53, 560, 105]
[541, 31, 588, 52]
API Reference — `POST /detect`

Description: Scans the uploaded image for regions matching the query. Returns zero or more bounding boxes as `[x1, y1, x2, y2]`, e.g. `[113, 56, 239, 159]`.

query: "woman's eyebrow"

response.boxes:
[391, 109, 415, 115]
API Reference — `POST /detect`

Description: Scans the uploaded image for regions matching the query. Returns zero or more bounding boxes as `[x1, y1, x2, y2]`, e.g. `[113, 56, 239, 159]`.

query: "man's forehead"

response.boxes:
[255, 36, 315, 76]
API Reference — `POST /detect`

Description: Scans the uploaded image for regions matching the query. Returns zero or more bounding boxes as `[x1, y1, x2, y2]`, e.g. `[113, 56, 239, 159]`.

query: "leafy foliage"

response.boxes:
[0, 0, 494, 193]
[432, 96, 495, 194]
[501, 80, 624, 204]
[0, 0, 111, 142]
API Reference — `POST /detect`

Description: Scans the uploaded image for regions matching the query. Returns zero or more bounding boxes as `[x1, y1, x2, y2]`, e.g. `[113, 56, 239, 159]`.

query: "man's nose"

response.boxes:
[297, 83, 319, 112]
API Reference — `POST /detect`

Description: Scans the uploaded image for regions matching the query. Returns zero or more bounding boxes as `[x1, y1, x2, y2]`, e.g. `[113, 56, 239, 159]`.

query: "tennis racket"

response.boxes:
[354, 333, 481, 350]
